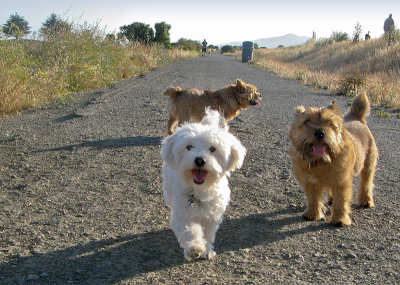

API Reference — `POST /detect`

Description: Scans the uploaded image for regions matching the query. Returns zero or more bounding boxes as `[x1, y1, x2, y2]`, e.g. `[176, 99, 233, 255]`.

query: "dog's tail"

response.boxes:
[163, 87, 182, 98]
[344, 92, 370, 124]
[201, 107, 228, 130]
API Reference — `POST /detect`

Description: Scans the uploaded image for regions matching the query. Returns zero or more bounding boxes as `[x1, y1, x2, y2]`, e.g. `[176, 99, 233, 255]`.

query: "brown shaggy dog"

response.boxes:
[164, 79, 261, 134]
[289, 92, 378, 226]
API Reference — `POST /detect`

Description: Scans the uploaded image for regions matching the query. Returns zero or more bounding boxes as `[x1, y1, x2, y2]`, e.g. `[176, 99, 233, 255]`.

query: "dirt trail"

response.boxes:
[0, 53, 399, 284]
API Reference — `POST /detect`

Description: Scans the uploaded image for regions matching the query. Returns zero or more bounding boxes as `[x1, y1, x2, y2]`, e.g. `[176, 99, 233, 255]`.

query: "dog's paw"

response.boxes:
[357, 197, 375, 208]
[302, 209, 325, 221]
[184, 244, 206, 261]
[329, 215, 352, 226]
[202, 250, 216, 260]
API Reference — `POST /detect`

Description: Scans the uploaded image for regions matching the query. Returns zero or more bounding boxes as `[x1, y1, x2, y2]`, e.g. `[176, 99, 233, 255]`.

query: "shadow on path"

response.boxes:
[34, 136, 162, 152]
[0, 209, 333, 284]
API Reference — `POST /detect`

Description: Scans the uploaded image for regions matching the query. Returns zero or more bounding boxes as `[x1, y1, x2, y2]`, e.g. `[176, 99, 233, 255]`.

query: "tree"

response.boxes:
[119, 22, 154, 44]
[40, 13, 71, 37]
[330, 31, 349, 42]
[105, 33, 116, 41]
[154, 21, 171, 48]
[221, 45, 240, 54]
[2, 13, 31, 39]
[176, 38, 202, 51]
[208, 45, 219, 51]
[353, 22, 362, 43]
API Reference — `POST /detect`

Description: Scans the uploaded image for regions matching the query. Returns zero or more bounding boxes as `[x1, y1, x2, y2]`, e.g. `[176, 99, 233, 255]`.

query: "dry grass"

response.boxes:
[0, 23, 196, 117]
[236, 38, 400, 109]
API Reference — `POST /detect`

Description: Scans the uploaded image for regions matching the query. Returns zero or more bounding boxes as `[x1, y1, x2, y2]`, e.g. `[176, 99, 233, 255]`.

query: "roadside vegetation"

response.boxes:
[0, 14, 198, 117]
[234, 30, 400, 110]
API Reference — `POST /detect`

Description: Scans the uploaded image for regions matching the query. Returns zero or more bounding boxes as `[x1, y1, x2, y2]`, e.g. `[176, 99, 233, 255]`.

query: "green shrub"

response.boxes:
[330, 31, 350, 42]
[221, 45, 240, 54]
[376, 109, 391, 118]
[337, 70, 366, 96]
[295, 70, 306, 81]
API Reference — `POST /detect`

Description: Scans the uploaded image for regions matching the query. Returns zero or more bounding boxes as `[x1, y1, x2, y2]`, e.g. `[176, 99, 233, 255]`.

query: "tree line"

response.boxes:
[1, 13, 217, 51]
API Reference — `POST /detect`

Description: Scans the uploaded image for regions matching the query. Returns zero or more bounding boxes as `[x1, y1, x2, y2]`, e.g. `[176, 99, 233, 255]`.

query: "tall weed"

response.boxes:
[244, 38, 400, 109]
[0, 21, 196, 116]
[0, 40, 40, 113]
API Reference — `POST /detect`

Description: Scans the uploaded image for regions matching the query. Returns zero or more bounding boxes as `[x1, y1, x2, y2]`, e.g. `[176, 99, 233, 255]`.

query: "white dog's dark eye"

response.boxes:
[186, 145, 193, 151]
[209, 146, 216, 152]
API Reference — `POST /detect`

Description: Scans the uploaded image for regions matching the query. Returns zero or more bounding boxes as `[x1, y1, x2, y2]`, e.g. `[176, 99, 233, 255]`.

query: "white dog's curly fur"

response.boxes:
[161, 109, 246, 261]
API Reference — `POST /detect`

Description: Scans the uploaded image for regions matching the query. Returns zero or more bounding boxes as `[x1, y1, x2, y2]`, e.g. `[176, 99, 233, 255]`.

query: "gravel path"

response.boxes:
[0, 53, 399, 284]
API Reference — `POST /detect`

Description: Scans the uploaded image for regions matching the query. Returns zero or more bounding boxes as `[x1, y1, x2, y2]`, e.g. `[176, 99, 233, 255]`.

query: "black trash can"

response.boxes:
[242, 41, 254, 63]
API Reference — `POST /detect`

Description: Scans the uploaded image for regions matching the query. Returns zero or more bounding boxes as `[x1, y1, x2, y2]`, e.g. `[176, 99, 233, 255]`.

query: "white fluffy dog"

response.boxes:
[161, 109, 246, 261]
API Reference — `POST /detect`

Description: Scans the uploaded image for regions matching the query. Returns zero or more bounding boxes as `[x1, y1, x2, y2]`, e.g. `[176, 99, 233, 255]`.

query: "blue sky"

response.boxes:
[0, 0, 399, 44]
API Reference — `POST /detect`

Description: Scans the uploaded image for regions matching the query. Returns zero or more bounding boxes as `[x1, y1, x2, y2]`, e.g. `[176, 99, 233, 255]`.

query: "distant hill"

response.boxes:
[219, 34, 310, 49]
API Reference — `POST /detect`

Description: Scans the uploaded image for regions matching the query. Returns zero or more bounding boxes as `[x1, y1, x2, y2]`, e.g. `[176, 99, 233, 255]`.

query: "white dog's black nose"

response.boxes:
[194, 157, 205, 167]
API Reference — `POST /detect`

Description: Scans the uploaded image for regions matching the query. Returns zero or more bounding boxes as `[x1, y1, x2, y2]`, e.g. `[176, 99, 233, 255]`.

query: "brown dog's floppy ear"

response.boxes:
[236, 79, 246, 93]
[327, 100, 342, 115]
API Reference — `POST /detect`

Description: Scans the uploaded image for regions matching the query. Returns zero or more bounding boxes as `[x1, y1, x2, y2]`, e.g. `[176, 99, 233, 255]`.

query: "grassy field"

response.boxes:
[0, 23, 196, 117]
[237, 38, 400, 110]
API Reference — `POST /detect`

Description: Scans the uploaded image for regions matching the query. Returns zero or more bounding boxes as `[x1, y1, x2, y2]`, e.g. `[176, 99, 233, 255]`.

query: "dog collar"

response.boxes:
[185, 188, 202, 208]
[234, 93, 241, 106]
[187, 194, 201, 208]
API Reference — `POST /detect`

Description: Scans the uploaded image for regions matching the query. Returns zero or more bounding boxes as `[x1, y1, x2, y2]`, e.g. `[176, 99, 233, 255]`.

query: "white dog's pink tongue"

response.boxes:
[192, 169, 207, 184]
[313, 144, 326, 156]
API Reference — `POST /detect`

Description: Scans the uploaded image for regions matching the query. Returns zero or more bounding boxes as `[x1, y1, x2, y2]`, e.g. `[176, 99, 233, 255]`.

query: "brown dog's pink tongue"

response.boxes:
[313, 144, 326, 156]
[192, 169, 207, 184]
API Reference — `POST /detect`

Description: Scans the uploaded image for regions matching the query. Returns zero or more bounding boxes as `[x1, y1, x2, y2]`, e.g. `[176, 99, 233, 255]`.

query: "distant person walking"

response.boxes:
[384, 14, 395, 45]
[365, 31, 371, 40]
[384, 14, 395, 33]
[202, 39, 208, 57]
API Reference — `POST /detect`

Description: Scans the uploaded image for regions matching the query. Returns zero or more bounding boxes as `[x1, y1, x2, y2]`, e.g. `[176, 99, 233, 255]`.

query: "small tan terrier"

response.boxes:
[289, 92, 378, 226]
[163, 79, 261, 134]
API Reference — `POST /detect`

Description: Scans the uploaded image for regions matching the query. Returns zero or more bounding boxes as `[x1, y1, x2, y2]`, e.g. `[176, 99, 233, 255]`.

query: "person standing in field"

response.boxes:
[384, 14, 395, 45]
[365, 31, 371, 40]
[202, 39, 208, 57]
